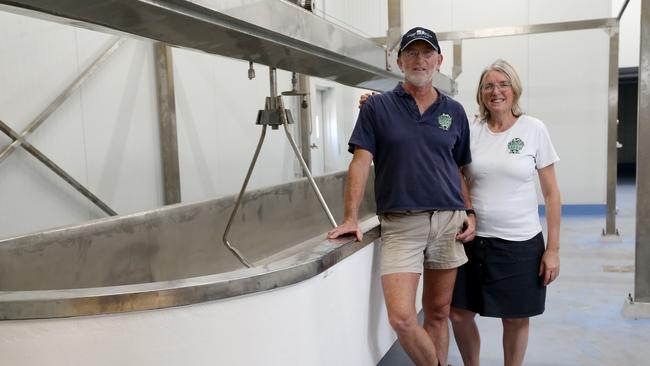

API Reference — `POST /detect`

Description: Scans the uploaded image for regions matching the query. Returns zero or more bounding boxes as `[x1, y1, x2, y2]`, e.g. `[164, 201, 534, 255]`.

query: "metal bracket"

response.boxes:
[222, 67, 338, 268]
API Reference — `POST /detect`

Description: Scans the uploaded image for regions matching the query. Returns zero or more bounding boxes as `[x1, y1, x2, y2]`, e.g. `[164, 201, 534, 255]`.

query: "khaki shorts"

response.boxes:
[379, 210, 468, 276]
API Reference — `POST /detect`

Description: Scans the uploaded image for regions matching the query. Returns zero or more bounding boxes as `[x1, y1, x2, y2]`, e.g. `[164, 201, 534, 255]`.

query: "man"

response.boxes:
[327, 27, 475, 366]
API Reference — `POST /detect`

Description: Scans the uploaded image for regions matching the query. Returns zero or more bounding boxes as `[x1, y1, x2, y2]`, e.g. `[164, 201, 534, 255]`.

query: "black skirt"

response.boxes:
[451, 232, 547, 318]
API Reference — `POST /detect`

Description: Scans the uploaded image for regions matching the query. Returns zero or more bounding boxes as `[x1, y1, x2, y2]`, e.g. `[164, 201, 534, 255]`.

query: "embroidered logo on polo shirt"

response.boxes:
[507, 138, 525, 154]
[437, 113, 452, 131]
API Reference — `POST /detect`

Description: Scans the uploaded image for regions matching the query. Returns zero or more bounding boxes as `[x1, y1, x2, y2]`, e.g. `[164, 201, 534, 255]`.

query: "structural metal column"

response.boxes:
[154, 43, 181, 205]
[636, 0, 650, 303]
[605, 26, 620, 237]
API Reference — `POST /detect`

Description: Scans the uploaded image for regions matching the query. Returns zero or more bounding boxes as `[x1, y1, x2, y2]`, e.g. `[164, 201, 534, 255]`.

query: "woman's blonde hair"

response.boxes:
[476, 59, 523, 121]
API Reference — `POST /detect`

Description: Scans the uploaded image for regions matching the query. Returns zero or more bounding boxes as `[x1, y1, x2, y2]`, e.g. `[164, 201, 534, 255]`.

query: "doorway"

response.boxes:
[618, 67, 638, 181]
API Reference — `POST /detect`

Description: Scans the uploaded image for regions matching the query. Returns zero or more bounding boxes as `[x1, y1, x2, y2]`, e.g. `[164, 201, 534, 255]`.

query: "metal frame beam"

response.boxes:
[436, 18, 617, 41]
[0, 120, 116, 216]
[0, 38, 123, 216]
[636, 0, 650, 303]
[0, 0, 402, 91]
[0, 37, 124, 164]
[605, 28, 620, 237]
[154, 43, 181, 205]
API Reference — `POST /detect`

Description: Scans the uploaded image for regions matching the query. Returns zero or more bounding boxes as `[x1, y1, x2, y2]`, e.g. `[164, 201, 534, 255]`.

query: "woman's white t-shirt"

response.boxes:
[466, 115, 559, 241]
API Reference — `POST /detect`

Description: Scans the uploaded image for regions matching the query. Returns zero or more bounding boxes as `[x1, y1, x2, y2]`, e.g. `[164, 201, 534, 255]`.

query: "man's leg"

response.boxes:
[421, 268, 457, 366]
[382, 272, 439, 366]
[502, 317, 529, 366]
[449, 307, 480, 366]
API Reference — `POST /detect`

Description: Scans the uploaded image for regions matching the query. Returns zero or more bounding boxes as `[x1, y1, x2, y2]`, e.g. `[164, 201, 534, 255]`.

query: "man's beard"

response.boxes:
[405, 69, 435, 87]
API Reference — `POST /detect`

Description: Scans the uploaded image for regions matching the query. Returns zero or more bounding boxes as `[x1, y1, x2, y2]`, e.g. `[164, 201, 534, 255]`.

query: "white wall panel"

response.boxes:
[530, 0, 611, 23]
[173, 48, 221, 201]
[528, 30, 609, 203]
[450, 36, 531, 120]
[172, 48, 300, 203]
[0, 12, 78, 127]
[80, 39, 163, 214]
[316, 0, 387, 38]
[402, 0, 454, 32]
[614, 0, 641, 67]
[450, 0, 530, 30]
[0, 14, 109, 237]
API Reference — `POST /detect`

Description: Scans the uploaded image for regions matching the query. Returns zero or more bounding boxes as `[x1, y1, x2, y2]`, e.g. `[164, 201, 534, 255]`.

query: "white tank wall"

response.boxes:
[404, 0, 612, 205]
[0, 243, 412, 366]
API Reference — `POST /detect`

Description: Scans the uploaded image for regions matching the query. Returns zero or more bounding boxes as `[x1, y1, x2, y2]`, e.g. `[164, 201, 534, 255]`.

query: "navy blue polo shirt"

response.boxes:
[348, 83, 471, 214]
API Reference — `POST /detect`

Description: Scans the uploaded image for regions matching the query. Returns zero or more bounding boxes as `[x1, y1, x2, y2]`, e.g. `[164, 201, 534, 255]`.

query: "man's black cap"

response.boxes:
[398, 27, 441, 56]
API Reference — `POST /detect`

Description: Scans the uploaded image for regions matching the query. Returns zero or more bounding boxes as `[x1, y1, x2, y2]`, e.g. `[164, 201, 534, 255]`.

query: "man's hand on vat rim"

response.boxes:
[327, 221, 363, 242]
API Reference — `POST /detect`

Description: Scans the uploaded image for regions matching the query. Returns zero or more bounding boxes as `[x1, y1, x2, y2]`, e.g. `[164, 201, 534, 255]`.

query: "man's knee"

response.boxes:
[388, 310, 419, 334]
[423, 301, 451, 323]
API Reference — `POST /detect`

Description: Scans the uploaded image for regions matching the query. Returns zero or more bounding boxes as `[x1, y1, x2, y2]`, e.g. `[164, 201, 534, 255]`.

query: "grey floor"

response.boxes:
[378, 179, 650, 365]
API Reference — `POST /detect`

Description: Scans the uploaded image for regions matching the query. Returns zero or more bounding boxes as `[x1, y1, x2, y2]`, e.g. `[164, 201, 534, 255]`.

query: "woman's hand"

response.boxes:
[358, 92, 376, 108]
[456, 214, 476, 243]
[539, 248, 560, 286]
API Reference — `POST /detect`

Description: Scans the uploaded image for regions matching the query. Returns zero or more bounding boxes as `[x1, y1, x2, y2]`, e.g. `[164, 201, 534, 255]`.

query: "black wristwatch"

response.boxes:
[465, 209, 476, 216]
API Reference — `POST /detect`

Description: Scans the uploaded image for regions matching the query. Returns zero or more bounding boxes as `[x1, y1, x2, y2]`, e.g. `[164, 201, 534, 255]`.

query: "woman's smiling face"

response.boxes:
[481, 70, 514, 116]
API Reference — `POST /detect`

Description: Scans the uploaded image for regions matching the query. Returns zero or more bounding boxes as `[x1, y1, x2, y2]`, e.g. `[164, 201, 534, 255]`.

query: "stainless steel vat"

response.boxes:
[0, 171, 378, 320]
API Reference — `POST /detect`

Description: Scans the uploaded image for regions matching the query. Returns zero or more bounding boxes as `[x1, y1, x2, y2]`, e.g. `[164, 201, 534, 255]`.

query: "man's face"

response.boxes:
[397, 41, 443, 88]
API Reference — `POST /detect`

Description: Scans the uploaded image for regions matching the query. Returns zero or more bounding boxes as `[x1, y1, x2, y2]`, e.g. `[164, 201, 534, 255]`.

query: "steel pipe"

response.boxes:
[221, 125, 267, 269]
[279, 96, 337, 228]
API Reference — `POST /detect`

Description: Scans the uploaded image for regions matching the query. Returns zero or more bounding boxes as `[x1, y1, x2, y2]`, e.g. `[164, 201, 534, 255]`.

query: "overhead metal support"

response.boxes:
[436, 18, 618, 41]
[154, 43, 181, 205]
[0, 120, 117, 216]
[0, 0, 407, 91]
[624, 0, 650, 317]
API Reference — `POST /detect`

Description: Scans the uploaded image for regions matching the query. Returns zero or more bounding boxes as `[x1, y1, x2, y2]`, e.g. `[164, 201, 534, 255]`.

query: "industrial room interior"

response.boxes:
[0, 0, 649, 365]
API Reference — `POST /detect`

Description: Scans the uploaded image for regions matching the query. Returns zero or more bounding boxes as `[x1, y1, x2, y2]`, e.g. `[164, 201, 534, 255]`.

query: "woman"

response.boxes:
[449, 59, 561, 366]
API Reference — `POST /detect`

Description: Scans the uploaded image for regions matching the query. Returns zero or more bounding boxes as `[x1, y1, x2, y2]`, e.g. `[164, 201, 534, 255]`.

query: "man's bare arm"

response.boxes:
[327, 148, 373, 241]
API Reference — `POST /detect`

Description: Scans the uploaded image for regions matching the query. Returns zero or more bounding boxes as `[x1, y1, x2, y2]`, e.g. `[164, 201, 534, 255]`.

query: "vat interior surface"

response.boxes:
[0, 171, 376, 291]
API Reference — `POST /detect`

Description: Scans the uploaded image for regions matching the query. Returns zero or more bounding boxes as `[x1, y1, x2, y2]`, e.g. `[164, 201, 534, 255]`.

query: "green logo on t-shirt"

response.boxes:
[438, 113, 452, 131]
[507, 138, 525, 154]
